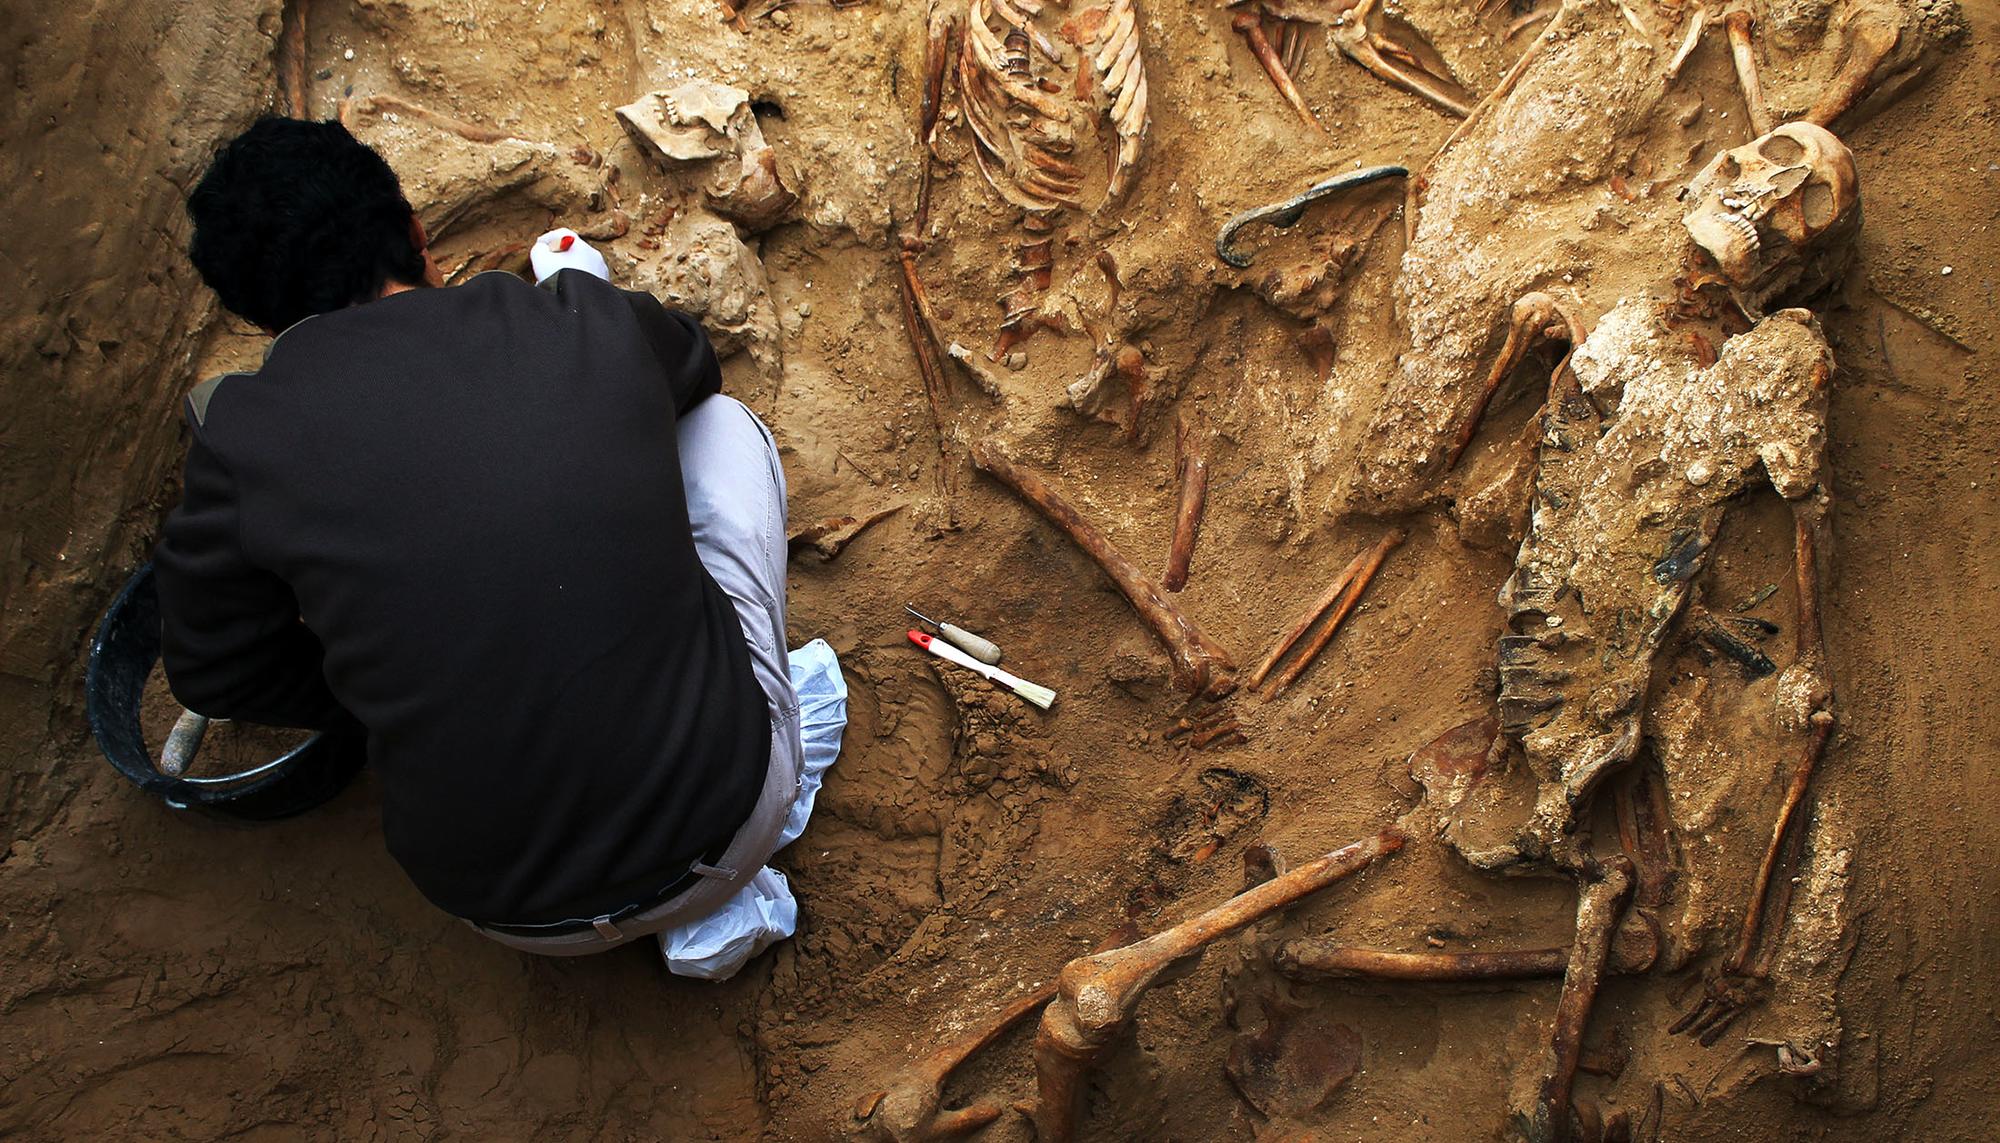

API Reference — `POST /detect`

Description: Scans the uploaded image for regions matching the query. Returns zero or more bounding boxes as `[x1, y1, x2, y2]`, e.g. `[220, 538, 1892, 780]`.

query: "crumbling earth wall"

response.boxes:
[0, 0, 281, 849]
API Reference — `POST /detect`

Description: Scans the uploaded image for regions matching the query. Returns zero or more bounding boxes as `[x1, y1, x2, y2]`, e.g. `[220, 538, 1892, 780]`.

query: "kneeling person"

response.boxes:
[157, 117, 835, 965]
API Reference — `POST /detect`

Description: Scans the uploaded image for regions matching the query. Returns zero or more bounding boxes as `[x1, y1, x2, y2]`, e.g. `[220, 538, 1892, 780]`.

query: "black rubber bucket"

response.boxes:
[85, 564, 365, 820]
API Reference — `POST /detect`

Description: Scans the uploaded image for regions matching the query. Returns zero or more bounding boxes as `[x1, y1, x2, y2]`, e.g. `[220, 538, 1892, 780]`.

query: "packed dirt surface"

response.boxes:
[3, 0, 1998, 1139]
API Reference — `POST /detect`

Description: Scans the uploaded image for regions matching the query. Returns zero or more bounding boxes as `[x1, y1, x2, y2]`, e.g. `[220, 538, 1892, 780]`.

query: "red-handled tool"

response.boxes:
[908, 630, 1056, 710]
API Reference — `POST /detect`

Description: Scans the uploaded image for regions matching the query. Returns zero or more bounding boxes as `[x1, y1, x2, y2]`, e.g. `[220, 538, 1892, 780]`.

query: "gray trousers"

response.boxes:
[468, 394, 804, 955]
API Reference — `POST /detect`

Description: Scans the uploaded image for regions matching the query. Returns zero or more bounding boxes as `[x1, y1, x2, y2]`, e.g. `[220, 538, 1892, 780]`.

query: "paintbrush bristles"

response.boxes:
[1011, 680, 1058, 710]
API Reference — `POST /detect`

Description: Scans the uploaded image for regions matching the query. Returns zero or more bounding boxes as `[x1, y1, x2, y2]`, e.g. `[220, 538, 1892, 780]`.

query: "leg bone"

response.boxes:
[1029, 829, 1407, 1141]
[1522, 856, 1635, 1143]
[280, 0, 311, 118]
[850, 984, 1055, 1142]
[970, 439, 1237, 697]
[914, 9, 962, 238]
[895, 244, 956, 465]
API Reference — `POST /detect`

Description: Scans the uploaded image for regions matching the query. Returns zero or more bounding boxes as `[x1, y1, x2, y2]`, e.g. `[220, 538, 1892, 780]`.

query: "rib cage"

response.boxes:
[956, 0, 1149, 212]
[1087, 0, 1148, 202]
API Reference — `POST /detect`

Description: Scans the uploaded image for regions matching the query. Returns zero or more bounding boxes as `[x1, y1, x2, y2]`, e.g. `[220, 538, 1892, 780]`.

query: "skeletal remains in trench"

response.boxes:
[908, 0, 1151, 361]
[1379, 118, 1857, 1139]
[1340, 0, 1964, 517]
[853, 0, 1962, 1137]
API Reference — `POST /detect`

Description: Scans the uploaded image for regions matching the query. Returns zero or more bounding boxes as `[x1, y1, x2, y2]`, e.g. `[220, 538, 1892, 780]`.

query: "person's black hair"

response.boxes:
[186, 117, 428, 331]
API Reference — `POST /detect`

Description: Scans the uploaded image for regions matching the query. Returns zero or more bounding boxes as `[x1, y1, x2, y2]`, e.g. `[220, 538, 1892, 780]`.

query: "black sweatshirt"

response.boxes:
[154, 270, 769, 924]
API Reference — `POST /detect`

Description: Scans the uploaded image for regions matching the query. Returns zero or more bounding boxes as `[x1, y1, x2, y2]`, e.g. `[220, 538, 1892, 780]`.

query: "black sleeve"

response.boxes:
[153, 415, 346, 730]
[619, 286, 723, 415]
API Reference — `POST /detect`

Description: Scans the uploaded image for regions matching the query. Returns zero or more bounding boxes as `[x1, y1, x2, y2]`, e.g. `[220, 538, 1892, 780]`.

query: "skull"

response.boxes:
[1681, 122, 1859, 314]
[616, 81, 800, 233]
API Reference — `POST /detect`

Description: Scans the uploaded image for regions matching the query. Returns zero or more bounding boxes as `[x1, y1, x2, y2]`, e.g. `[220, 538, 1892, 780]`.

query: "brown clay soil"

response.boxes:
[3, 1, 1999, 1140]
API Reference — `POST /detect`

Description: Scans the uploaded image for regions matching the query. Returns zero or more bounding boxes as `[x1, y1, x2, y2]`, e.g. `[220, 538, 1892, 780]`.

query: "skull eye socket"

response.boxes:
[1801, 178, 1837, 229]
[1759, 133, 1807, 164]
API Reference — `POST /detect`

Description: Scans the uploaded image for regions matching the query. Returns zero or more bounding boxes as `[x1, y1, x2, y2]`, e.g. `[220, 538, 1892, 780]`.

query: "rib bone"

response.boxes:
[1086, 0, 1150, 201]
[1257, 529, 1405, 699]
[970, 438, 1236, 697]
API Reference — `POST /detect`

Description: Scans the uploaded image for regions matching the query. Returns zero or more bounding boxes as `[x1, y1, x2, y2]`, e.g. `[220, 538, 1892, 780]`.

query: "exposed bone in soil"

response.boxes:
[5, 1, 1999, 1140]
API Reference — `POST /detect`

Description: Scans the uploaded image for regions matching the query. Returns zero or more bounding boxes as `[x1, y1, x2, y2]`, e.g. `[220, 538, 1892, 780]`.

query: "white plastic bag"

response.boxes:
[529, 227, 611, 285]
[658, 639, 847, 980]
[660, 867, 797, 980]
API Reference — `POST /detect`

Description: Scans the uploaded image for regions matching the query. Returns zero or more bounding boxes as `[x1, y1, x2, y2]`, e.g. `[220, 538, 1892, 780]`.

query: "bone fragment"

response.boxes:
[1804, 9, 1905, 128]
[1506, 6, 1553, 41]
[159, 708, 211, 778]
[788, 505, 903, 562]
[1233, 9, 1318, 127]
[944, 343, 1007, 399]
[1276, 925, 1658, 982]
[1162, 415, 1210, 592]
[340, 94, 518, 144]
[280, 0, 310, 119]
[1282, 942, 1565, 981]
[1258, 529, 1405, 699]
[1334, 0, 1474, 118]
[970, 438, 1236, 697]
[1725, 11, 1773, 137]
[1665, 5, 1707, 79]
[1278, 18, 1307, 77]
[849, 982, 1056, 1142]
[1448, 292, 1581, 471]
[1030, 829, 1406, 1141]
